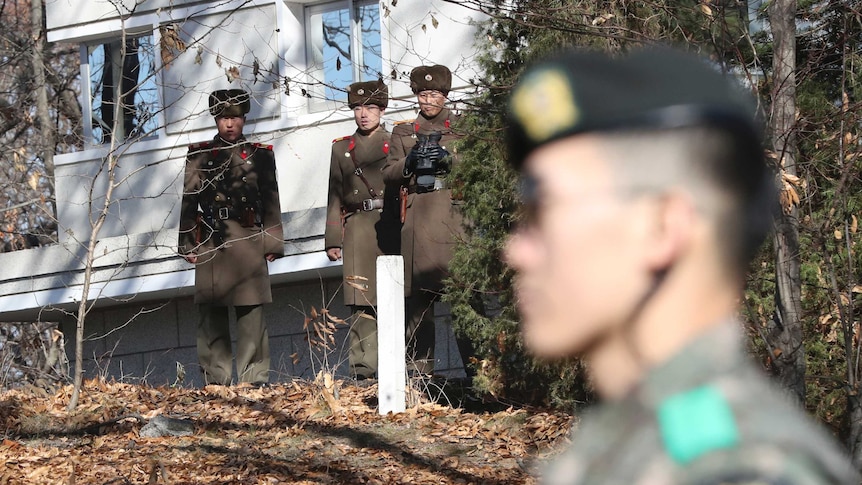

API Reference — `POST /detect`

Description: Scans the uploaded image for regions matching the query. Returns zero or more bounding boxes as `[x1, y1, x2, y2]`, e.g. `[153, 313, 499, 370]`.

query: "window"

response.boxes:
[306, 0, 382, 111]
[85, 33, 160, 145]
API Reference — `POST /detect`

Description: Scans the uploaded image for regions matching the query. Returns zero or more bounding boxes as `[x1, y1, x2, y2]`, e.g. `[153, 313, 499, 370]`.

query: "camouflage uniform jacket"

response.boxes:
[543, 322, 860, 485]
[178, 135, 284, 306]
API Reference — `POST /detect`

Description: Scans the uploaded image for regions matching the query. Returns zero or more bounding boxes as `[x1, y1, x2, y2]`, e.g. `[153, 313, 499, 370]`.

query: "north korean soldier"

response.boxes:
[325, 80, 394, 380]
[504, 48, 859, 484]
[382, 65, 469, 376]
[178, 89, 284, 386]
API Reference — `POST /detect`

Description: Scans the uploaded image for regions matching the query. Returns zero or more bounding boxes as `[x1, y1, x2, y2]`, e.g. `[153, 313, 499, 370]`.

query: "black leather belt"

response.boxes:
[407, 185, 449, 194]
[406, 180, 448, 194]
[345, 198, 384, 212]
[215, 206, 245, 220]
[217, 207, 232, 220]
[208, 205, 260, 227]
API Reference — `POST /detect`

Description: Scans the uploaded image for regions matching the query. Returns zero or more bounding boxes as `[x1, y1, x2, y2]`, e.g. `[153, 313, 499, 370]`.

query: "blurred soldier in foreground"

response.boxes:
[325, 80, 394, 380]
[382, 65, 469, 375]
[179, 89, 284, 386]
[504, 48, 859, 484]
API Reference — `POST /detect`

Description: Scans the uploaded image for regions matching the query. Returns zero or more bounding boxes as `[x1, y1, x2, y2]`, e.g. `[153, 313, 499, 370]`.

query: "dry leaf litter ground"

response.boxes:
[0, 378, 572, 484]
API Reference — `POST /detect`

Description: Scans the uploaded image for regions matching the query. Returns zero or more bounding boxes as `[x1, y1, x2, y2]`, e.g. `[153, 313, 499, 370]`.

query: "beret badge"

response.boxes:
[512, 68, 579, 144]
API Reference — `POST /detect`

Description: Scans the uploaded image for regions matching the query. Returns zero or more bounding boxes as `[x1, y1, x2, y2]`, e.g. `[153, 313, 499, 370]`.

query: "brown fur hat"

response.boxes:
[209, 89, 250, 117]
[409, 65, 451, 95]
[347, 81, 388, 109]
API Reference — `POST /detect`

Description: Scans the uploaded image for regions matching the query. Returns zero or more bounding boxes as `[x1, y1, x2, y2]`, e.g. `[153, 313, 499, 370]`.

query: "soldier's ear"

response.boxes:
[643, 190, 696, 272]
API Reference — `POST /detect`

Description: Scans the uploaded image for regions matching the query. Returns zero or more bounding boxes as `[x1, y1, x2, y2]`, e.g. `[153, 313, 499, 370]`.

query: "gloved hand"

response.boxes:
[428, 145, 450, 172]
[404, 144, 422, 176]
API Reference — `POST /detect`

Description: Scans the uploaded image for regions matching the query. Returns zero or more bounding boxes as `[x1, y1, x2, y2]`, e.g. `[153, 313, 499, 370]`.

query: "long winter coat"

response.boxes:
[325, 127, 397, 306]
[382, 108, 463, 296]
[178, 135, 284, 306]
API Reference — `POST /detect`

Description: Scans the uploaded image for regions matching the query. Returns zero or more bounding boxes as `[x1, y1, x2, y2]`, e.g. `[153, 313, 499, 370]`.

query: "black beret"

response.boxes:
[410, 65, 452, 95]
[209, 89, 250, 117]
[507, 48, 761, 168]
[347, 80, 389, 109]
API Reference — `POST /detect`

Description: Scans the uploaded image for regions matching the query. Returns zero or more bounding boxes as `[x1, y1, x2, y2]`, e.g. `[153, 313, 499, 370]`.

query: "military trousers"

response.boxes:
[196, 303, 270, 385]
[405, 292, 477, 378]
[348, 305, 378, 379]
[406, 291, 437, 375]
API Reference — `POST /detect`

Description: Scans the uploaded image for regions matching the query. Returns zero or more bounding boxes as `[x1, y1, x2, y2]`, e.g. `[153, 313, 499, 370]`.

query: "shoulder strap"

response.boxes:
[346, 136, 380, 199]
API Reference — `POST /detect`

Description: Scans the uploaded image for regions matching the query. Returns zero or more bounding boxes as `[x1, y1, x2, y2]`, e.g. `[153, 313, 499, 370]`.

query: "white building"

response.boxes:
[0, 0, 485, 386]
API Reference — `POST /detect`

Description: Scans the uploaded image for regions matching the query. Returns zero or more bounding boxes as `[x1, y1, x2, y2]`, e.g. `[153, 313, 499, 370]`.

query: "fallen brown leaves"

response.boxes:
[0, 378, 572, 484]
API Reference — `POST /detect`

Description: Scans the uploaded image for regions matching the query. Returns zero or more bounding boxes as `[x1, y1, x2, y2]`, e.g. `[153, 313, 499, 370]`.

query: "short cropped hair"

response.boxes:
[595, 125, 776, 275]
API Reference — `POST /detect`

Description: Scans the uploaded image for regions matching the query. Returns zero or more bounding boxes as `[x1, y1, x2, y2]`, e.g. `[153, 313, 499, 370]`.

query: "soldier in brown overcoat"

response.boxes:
[325, 80, 395, 379]
[178, 89, 284, 386]
[382, 65, 468, 375]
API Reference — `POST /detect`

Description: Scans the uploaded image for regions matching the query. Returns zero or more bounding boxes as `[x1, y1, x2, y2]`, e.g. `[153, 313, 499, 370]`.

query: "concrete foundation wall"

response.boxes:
[61, 277, 464, 387]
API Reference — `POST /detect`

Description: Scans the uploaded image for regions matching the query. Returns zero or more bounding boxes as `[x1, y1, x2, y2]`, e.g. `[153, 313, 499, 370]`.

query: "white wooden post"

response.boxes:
[377, 255, 405, 414]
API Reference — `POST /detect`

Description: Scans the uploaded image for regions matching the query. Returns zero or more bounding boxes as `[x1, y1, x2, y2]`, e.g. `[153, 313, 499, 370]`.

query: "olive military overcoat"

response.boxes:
[178, 135, 284, 306]
[325, 127, 395, 306]
[382, 107, 463, 296]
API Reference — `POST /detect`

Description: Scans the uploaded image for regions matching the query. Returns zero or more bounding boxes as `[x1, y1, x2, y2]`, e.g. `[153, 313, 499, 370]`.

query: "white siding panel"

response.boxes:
[162, 3, 283, 135]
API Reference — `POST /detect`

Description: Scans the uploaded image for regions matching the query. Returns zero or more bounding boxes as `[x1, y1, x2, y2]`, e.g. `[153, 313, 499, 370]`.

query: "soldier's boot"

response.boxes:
[197, 304, 233, 385]
[406, 292, 436, 376]
[348, 306, 378, 379]
[235, 304, 271, 384]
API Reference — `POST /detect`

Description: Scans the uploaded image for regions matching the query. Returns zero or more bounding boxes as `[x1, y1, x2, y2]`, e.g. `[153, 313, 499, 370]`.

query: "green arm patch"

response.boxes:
[657, 385, 740, 465]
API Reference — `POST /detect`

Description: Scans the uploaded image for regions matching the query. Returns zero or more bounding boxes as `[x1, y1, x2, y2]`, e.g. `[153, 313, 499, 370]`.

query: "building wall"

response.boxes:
[45, 0, 210, 35]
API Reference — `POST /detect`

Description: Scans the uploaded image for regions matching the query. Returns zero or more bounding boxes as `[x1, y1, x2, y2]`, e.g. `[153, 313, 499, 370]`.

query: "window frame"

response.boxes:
[80, 28, 162, 147]
[304, 0, 382, 113]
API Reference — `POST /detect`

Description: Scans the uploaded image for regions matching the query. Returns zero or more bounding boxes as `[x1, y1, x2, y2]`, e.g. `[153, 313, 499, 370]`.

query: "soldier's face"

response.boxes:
[216, 115, 245, 142]
[417, 90, 446, 118]
[353, 105, 383, 133]
[504, 136, 656, 359]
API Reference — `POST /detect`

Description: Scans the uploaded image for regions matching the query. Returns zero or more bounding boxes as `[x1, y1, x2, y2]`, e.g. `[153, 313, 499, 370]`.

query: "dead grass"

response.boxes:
[0, 377, 572, 484]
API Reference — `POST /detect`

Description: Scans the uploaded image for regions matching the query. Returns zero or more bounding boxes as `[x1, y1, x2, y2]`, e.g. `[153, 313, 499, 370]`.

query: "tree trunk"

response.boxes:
[68, 29, 129, 411]
[767, 0, 806, 403]
[30, 0, 55, 181]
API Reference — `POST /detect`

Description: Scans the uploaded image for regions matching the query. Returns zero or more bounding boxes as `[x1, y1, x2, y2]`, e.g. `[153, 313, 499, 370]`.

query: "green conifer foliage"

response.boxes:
[445, 0, 756, 408]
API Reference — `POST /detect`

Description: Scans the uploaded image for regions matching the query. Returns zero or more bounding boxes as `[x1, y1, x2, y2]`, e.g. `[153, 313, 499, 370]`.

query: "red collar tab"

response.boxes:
[445, 118, 450, 129]
[383, 141, 390, 154]
[348, 137, 355, 152]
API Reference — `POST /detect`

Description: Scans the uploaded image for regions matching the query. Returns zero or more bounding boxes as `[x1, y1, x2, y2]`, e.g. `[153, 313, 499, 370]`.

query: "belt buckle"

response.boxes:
[361, 199, 373, 211]
[218, 207, 230, 220]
